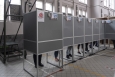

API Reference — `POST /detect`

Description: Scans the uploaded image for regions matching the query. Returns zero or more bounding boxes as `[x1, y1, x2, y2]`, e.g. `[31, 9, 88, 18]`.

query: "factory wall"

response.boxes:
[0, 0, 115, 35]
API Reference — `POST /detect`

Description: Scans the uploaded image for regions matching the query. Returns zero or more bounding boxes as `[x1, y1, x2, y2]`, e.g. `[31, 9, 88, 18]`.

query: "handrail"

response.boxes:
[0, 0, 38, 63]
[13, 0, 37, 41]
[0, 0, 12, 44]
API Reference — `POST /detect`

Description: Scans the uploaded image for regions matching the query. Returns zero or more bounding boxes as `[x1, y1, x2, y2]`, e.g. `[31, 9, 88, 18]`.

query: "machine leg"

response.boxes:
[108, 39, 110, 48]
[61, 50, 63, 68]
[72, 46, 74, 62]
[24, 50, 27, 59]
[59, 51, 61, 67]
[104, 39, 106, 49]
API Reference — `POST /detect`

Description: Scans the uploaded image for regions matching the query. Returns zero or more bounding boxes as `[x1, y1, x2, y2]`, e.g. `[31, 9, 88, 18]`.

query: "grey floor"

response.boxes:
[0, 45, 115, 77]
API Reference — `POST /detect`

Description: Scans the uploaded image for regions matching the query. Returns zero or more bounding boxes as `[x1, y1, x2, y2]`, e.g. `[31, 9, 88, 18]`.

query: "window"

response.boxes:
[104, 0, 106, 6]
[86, 12, 87, 18]
[83, 11, 87, 17]
[62, 6, 73, 15]
[72, 10, 74, 16]
[79, 0, 83, 3]
[83, 11, 85, 16]
[85, 0, 87, 4]
[0, 0, 21, 20]
[46, 2, 52, 11]
[9, 5, 21, 21]
[79, 0, 87, 4]
[104, 0, 114, 9]
[79, 10, 82, 15]
[68, 7, 72, 14]
[62, 6, 66, 13]
[10, 0, 21, 5]
[9, 0, 21, 21]
[104, 0, 109, 7]
[79, 10, 87, 17]
[36, 1, 43, 9]
[110, 0, 114, 9]
[79, 10, 82, 17]
[106, 0, 109, 7]
[0, 0, 4, 20]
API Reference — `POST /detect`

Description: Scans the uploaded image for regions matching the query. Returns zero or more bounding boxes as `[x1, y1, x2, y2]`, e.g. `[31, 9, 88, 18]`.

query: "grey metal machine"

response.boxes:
[93, 19, 100, 43]
[62, 15, 74, 64]
[99, 20, 106, 51]
[92, 19, 100, 53]
[74, 17, 85, 58]
[23, 10, 63, 77]
[105, 20, 115, 49]
[23, 9, 115, 77]
[105, 20, 115, 40]
[84, 18, 93, 56]
[99, 20, 105, 42]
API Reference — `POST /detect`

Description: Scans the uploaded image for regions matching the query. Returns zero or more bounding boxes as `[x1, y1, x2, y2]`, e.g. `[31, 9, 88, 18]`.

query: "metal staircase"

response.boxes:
[0, 0, 38, 64]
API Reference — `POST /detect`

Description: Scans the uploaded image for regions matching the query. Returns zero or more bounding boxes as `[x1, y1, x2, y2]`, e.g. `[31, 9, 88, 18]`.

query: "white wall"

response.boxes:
[0, 21, 23, 35]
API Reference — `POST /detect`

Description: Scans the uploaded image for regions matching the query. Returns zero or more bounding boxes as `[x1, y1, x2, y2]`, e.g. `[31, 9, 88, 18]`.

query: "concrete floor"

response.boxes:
[0, 46, 115, 77]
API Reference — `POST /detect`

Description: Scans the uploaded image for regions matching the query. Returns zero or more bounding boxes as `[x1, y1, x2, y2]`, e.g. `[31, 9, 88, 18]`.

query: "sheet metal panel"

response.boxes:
[24, 11, 63, 54]
[23, 11, 37, 41]
[85, 18, 92, 35]
[63, 16, 73, 38]
[105, 20, 115, 34]
[63, 38, 73, 46]
[100, 34, 105, 40]
[105, 34, 115, 40]
[38, 12, 63, 41]
[93, 35, 99, 41]
[74, 37, 84, 44]
[100, 21, 105, 34]
[105, 20, 115, 40]
[24, 40, 37, 54]
[38, 40, 63, 53]
[93, 19, 99, 34]
[74, 17, 84, 36]
[85, 36, 92, 42]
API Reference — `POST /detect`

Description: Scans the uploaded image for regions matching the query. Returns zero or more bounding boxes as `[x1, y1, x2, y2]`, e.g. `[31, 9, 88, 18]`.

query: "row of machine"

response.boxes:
[23, 10, 115, 77]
